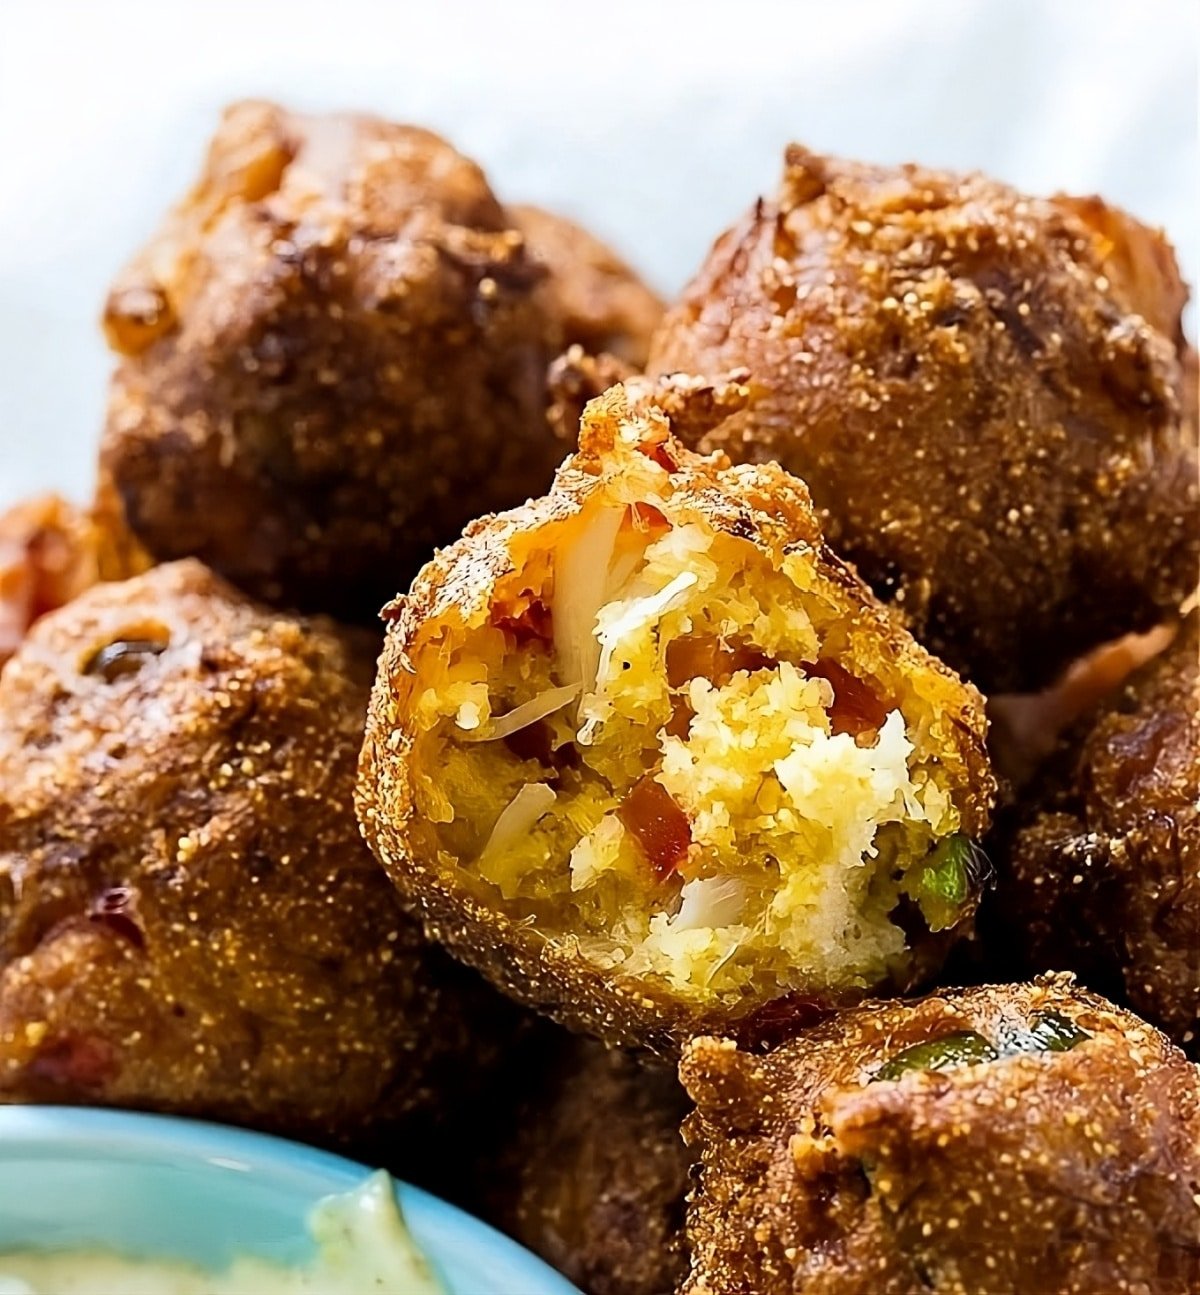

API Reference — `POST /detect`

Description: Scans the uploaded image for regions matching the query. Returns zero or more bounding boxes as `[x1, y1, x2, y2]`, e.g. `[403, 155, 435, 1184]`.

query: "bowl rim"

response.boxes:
[0, 1105, 580, 1293]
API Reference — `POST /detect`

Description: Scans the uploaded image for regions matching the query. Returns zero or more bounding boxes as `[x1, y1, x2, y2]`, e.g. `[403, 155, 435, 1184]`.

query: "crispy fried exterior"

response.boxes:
[99, 101, 565, 619]
[0, 493, 151, 670]
[648, 146, 1199, 691]
[357, 380, 994, 1051]
[680, 976, 1200, 1294]
[478, 1034, 691, 1295]
[513, 205, 664, 367]
[997, 611, 1199, 1053]
[0, 560, 506, 1143]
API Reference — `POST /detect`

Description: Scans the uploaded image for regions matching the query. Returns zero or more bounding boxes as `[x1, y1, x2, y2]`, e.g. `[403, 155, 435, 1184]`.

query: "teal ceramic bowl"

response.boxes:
[0, 1107, 579, 1294]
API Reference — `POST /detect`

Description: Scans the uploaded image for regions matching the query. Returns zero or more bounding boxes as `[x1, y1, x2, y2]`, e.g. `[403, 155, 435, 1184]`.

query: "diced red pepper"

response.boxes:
[490, 594, 552, 645]
[664, 697, 694, 740]
[643, 441, 678, 472]
[617, 776, 692, 880]
[802, 658, 890, 738]
[666, 634, 777, 690]
[626, 502, 671, 535]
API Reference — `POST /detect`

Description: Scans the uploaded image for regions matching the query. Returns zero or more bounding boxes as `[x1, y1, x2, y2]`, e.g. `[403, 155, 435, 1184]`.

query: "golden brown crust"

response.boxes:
[0, 493, 151, 670]
[680, 977, 1200, 1294]
[99, 101, 563, 619]
[0, 559, 508, 1143]
[648, 146, 1199, 691]
[478, 1034, 691, 1295]
[997, 611, 1200, 1052]
[513, 204, 664, 367]
[357, 381, 995, 1052]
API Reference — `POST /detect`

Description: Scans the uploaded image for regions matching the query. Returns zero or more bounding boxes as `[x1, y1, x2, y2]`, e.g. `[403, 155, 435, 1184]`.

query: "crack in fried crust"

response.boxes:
[357, 380, 994, 1053]
[680, 976, 1200, 1295]
[648, 145, 1198, 693]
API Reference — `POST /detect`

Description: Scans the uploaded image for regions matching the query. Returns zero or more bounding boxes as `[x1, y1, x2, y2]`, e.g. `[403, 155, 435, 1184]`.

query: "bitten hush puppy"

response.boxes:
[480, 1035, 690, 1295]
[358, 379, 994, 1051]
[680, 976, 1200, 1295]
[100, 102, 603, 618]
[648, 146, 1199, 691]
[0, 560, 502, 1142]
[1000, 610, 1199, 1053]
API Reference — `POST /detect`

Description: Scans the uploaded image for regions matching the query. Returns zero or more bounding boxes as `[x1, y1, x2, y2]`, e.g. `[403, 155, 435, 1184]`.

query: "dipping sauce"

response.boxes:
[0, 1171, 444, 1294]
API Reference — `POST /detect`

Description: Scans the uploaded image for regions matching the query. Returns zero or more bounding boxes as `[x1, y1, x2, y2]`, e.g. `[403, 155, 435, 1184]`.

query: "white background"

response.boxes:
[1, 0, 1196, 503]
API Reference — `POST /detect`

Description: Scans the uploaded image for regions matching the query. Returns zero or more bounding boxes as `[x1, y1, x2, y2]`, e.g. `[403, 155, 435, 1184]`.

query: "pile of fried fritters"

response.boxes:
[2, 102, 1197, 1295]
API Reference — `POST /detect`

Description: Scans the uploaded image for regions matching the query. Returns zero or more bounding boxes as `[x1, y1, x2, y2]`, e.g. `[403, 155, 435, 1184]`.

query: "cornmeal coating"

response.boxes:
[680, 976, 1200, 1295]
[999, 611, 1199, 1053]
[480, 1034, 691, 1295]
[0, 560, 504, 1143]
[358, 379, 994, 1051]
[100, 101, 563, 618]
[648, 146, 1198, 691]
[513, 204, 664, 366]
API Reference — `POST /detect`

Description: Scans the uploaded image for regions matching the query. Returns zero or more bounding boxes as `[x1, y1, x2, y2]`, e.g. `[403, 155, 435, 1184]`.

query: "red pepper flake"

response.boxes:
[617, 776, 692, 880]
[666, 634, 777, 690]
[802, 658, 890, 738]
[643, 441, 678, 473]
[626, 501, 671, 534]
[491, 595, 552, 645]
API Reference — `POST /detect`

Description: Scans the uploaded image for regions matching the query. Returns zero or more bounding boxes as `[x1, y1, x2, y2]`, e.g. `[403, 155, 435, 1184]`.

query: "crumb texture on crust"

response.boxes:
[99, 102, 566, 617]
[999, 610, 1200, 1053]
[648, 145, 1199, 692]
[679, 976, 1200, 1295]
[0, 559, 506, 1143]
[358, 381, 994, 1048]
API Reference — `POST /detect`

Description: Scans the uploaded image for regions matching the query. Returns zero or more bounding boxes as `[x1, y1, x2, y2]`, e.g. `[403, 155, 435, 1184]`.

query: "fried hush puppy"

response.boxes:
[0, 493, 149, 669]
[999, 610, 1199, 1053]
[358, 379, 994, 1051]
[512, 204, 664, 366]
[0, 559, 505, 1143]
[648, 146, 1199, 692]
[680, 976, 1200, 1295]
[100, 101, 562, 618]
[480, 1035, 691, 1295]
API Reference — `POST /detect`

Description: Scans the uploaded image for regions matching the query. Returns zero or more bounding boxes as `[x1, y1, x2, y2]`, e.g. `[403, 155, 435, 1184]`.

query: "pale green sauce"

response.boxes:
[0, 1172, 444, 1295]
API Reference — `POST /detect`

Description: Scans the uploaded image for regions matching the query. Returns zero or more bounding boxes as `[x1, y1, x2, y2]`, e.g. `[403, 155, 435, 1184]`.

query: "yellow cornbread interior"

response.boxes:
[408, 495, 967, 1007]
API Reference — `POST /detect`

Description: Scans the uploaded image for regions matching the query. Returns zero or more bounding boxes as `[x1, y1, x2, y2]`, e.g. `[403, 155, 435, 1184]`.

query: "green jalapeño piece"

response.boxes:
[906, 834, 976, 932]
[874, 1030, 999, 1082]
[999, 1010, 1091, 1057]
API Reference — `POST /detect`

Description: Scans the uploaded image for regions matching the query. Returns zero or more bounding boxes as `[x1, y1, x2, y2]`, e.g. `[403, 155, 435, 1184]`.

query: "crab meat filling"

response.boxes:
[411, 494, 971, 1006]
